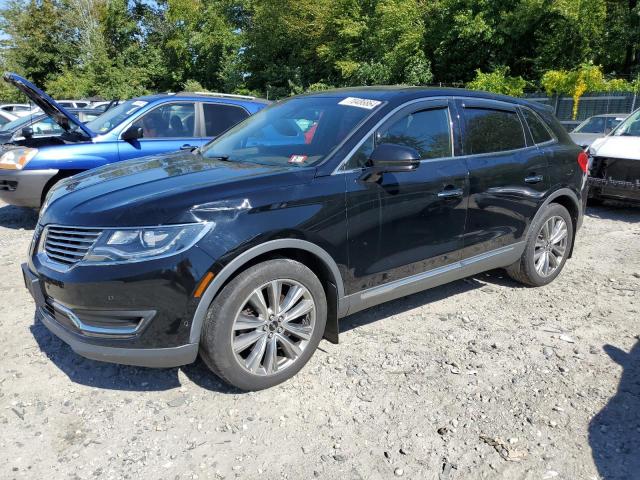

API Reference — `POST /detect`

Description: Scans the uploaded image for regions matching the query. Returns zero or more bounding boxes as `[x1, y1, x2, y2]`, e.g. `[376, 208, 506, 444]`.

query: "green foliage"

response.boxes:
[467, 67, 527, 97]
[0, 0, 638, 101]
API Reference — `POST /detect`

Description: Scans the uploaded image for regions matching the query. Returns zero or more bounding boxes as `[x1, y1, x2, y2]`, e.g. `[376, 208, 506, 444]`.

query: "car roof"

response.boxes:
[134, 92, 270, 106]
[586, 113, 628, 118]
[296, 86, 551, 110]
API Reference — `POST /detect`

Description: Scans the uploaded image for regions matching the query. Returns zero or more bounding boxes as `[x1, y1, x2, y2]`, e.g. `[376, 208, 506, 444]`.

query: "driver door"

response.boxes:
[343, 99, 469, 295]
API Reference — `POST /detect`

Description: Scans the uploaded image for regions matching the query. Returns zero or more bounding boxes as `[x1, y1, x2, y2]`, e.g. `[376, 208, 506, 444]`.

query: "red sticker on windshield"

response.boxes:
[289, 155, 308, 164]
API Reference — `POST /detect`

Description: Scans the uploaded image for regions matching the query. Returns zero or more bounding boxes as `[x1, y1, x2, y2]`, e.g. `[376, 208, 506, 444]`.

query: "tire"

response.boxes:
[199, 259, 327, 391]
[506, 203, 574, 287]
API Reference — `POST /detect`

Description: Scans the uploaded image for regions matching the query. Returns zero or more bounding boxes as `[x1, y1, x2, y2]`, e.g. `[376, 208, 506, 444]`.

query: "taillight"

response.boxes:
[577, 151, 589, 173]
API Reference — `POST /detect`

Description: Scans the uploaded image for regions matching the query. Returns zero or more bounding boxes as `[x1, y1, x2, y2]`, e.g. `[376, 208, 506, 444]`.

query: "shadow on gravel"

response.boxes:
[586, 203, 640, 222]
[0, 204, 38, 230]
[30, 316, 239, 394]
[339, 270, 520, 333]
[589, 339, 640, 480]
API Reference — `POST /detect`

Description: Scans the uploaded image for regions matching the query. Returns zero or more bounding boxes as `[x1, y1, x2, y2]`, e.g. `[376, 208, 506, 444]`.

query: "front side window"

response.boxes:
[203, 103, 249, 137]
[30, 118, 64, 136]
[522, 109, 553, 144]
[464, 108, 526, 154]
[84, 99, 150, 134]
[201, 96, 381, 167]
[345, 107, 452, 170]
[132, 103, 195, 139]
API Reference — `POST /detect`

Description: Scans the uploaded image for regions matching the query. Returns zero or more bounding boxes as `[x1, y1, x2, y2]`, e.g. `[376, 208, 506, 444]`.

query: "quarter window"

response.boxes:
[132, 103, 195, 138]
[464, 108, 526, 154]
[345, 107, 452, 169]
[522, 109, 553, 144]
[203, 103, 249, 137]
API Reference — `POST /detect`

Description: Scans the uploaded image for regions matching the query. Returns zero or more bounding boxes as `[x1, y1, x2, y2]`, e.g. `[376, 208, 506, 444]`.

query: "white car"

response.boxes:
[588, 108, 640, 204]
[56, 99, 92, 109]
[0, 110, 17, 128]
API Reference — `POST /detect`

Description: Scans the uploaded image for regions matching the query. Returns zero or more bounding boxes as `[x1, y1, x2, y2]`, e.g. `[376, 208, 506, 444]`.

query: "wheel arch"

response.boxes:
[534, 188, 582, 258]
[189, 239, 345, 345]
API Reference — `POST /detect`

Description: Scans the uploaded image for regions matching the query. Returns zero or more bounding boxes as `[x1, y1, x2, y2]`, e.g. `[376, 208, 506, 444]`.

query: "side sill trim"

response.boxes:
[343, 242, 525, 317]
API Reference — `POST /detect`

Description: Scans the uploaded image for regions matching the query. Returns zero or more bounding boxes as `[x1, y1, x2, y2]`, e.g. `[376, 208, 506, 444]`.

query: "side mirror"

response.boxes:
[361, 143, 420, 182]
[121, 126, 144, 141]
[21, 127, 33, 138]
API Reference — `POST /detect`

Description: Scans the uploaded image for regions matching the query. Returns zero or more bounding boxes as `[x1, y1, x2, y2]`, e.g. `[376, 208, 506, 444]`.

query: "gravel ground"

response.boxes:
[0, 200, 638, 480]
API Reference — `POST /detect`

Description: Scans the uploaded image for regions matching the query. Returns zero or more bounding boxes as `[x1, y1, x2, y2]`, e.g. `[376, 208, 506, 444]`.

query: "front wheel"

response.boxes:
[199, 259, 327, 391]
[506, 203, 574, 287]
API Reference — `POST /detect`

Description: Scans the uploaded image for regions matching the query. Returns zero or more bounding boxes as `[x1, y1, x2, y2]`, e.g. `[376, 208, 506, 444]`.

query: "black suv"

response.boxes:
[22, 88, 588, 390]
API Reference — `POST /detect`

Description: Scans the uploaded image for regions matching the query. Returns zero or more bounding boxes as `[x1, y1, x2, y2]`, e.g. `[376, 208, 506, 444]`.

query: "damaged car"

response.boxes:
[588, 108, 640, 204]
[0, 73, 269, 208]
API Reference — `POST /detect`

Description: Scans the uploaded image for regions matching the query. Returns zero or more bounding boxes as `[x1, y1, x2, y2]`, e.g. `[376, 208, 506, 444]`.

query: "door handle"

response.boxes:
[437, 187, 464, 199]
[180, 144, 195, 150]
[524, 174, 544, 184]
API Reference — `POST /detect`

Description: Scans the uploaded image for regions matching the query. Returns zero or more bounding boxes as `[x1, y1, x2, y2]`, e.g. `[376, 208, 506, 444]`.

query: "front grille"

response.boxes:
[44, 226, 102, 265]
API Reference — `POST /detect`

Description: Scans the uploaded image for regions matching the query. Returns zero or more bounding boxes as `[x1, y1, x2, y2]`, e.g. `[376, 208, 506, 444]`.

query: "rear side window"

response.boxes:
[203, 103, 249, 137]
[464, 108, 526, 154]
[522, 109, 553, 144]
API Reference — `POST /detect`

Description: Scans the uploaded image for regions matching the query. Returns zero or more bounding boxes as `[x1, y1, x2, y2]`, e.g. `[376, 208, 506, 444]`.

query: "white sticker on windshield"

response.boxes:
[338, 97, 382, 110]
[132, 100, 148, 107]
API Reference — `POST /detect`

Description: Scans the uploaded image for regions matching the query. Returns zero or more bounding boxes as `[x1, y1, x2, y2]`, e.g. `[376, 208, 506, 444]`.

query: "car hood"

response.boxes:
[569, 132, 601, 147]
[40, 152, 315, 227]
[3, 72, 94, 138]
[589, 135, 640, 160]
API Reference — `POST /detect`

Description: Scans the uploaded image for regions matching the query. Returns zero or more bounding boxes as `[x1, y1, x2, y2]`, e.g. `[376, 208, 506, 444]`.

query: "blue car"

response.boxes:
[0, 73, 269, 208]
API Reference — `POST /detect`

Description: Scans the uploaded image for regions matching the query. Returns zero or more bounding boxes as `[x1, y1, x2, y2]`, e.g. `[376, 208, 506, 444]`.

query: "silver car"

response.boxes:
[570, 114, 627, 148]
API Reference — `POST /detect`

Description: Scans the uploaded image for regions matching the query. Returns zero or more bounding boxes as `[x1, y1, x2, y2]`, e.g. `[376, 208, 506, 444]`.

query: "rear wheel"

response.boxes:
[199, 259, 327, 391]
[506, 203, 573, 287]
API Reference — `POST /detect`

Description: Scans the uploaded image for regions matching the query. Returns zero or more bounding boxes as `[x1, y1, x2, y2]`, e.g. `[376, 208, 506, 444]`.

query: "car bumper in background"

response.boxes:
[0, 168, 58, 207]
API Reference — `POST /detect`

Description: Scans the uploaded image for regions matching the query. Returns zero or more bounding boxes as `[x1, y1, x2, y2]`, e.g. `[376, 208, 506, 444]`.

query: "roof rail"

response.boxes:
[178, 91, 256, 100]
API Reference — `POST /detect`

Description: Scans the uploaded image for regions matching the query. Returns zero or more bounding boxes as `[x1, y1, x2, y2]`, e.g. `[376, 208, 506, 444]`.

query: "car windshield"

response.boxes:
[84, 99, 149, 134]
[0, 114, 34, 132]
[612, 110, 640, 136]
[573, 116, 607, 133]
[200, 96, 382, 167]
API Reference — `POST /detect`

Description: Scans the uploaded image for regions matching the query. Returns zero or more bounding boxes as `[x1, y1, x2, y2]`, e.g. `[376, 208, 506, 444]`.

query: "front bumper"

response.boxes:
[22, 238, 215, 367]
[0, 168, 58, 208]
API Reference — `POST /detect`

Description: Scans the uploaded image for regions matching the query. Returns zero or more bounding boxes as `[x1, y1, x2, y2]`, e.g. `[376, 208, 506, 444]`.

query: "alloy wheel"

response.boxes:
[534, 215, 568, 277]
[231, 279, 316, 376]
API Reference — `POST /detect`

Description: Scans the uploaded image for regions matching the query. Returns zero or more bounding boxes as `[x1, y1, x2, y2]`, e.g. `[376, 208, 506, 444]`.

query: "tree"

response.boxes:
[467, 66, 527, 96]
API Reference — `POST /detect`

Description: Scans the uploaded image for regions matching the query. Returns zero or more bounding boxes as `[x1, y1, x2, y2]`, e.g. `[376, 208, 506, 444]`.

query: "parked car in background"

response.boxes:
[56, 100, 92, 109]
[0, 72, 269, 208]
[91, 100, 121, 112]
[0, 108, 103, 145]
[21, 87, 588, 390]
[0, 103, 31, 113]
[570, 113, 627, 148]
[588, 108, 640, 204]
[0, 110, 17, 128]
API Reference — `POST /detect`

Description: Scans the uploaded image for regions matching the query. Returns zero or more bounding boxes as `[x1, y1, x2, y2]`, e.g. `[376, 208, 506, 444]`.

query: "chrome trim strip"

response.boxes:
[360, 244, 519, 300]
[343, 242, 525, 316]
[41, 300, 156, 338]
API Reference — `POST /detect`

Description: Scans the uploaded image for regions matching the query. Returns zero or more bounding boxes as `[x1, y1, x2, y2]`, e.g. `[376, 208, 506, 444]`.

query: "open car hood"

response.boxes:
[2, 72, 95, 138]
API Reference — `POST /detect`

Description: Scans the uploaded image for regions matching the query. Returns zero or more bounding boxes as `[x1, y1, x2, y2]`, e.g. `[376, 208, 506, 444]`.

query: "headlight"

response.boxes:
[0, 147, 38, 170]
[82, 223, 211, 264]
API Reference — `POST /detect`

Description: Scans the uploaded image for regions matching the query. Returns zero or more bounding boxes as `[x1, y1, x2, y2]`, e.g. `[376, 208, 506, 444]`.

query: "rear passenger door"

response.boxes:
[117, 102, 198, 161]
[201, 102, 249, 143]
[457, 99, 549, 258]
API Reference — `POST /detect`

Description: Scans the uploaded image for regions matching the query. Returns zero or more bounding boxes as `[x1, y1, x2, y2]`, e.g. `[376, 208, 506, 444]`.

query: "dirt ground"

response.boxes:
[0, 199, 638, 480]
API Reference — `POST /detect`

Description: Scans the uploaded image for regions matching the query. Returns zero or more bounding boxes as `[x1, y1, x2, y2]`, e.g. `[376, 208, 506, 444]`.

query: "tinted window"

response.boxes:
[133, 103, 195, 138]
[0, 116, 9, 127]
[203, 104, 249, 137]
[605, 117, 624, 133]
[345, 108, 452, 169]
[522, 109, 553, 144]
[573, 116, 606, 134]
[465, 108, 525, 154]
